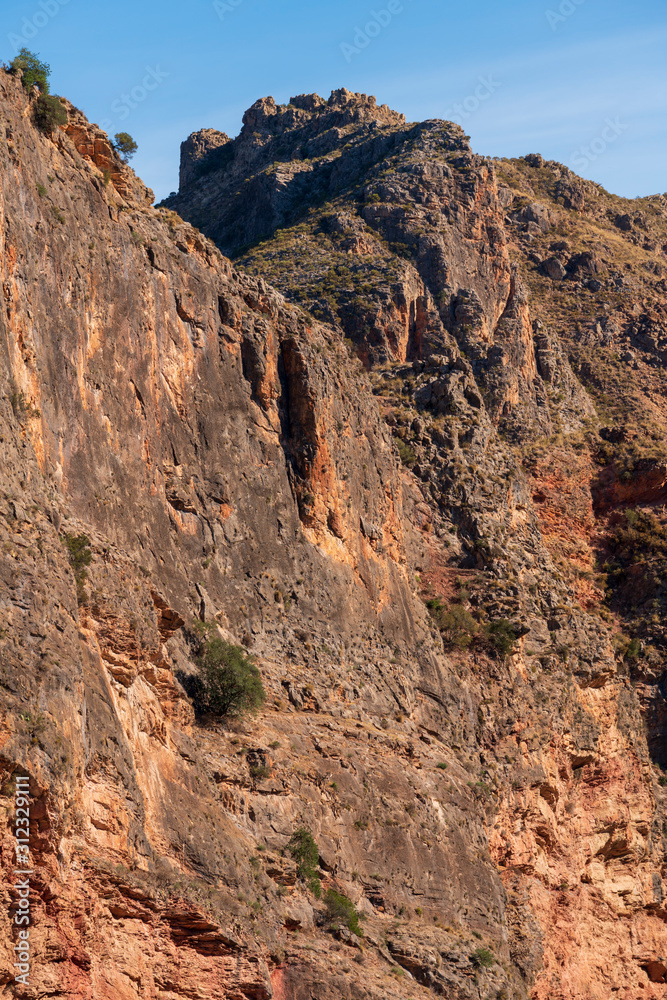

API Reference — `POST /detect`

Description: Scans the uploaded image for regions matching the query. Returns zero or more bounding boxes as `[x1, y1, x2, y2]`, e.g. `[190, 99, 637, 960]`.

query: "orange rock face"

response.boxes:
[3, 71, 667, 1000]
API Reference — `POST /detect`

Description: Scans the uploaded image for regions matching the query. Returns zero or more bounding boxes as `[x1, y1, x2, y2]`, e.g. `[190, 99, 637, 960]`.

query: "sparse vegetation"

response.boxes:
[323, 888, 363, 936]
[113, 132, 138, 163]
[426, 597, 518, 658]
[609, 509, 667, 569]
[20, 711, 46, 743]
[286, 827, 321, 897]
[34, 95, 67, 134]
[63, 533, 92, 605]
[11, 48, 50, 93]
[396, 438, 417, 467]
[9, 387, 40, 419]
[181, 623, 266, 718]
[470, 946, 495, 968]
[485, 619, 519, 657]
[427, 598, 477, 649]
[249, 763, 271, 780]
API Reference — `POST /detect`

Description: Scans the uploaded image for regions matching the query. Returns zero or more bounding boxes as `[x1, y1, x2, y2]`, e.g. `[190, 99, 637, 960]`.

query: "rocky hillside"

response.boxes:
[1, 70, 667, 1000]
[169, 90, 667, 997]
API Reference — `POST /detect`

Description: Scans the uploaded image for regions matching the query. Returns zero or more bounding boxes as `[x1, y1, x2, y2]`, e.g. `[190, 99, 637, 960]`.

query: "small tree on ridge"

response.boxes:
[11, 49, 50, 93]
[114, 132, 138, 163]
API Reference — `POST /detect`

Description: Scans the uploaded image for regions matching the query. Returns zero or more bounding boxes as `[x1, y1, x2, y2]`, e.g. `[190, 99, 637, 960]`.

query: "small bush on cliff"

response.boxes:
[113, 132, 138, 163]
[323, 889, 363, 936]
[33, 95, 67, 134]
[184, 623, 266, 718]
[426, 598, 517, 658]
[427, 598, 477, 649]
[286, 827, 321, 897]
[11, 48, 50, 93]
[63, 533, 92, 604]
[610, 509, 667, 567]
[9, 386, 40, 419]
[396, 438, 417, 467]
[482, 619, 518, 658]
[470, 946, 494, 968]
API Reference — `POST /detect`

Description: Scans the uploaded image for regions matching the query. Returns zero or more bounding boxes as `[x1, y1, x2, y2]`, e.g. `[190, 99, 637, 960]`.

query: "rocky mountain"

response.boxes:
[2, 69, 667, 1000]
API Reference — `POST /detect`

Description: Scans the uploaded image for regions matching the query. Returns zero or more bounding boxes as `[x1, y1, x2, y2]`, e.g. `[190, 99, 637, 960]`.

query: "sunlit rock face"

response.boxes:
[3, 70, 667, 998]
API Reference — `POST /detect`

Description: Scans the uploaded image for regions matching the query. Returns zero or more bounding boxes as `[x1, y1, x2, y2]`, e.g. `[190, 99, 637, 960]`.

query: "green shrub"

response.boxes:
[63, 533, 92, 605]
[610, 509, 667, 566]
[20, 711, 46, 742]
[470, 946, 494, 968]
[249, 763, 271, 780]
[483, 619, 517, 657]
[11, 48, 50, 93]
[286, 827, 321, 897]
[427, 599, 477, 649]
[34, 95, 67, 134]
[426, 598, 517, 658]
[113, 132, 138, 163]
[324, 889, 363, 936]
[396, 439, 417, 467]
[184, 623, 266, 718]
[9, 388, 40, 419]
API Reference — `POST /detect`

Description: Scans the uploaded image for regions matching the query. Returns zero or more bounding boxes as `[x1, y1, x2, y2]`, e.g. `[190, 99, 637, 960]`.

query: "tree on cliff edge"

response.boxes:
[11, 48, 50, 93]
[180, 623, 266, 719]
[113, 132, 138, 163]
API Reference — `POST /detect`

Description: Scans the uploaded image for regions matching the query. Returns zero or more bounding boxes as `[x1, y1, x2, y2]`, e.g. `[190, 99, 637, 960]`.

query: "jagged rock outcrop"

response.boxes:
[3, 74, 667, 1000]
[166, 89, 667, 999]
[0, 71, 521, 1000]
[179, 127, 232, 190]
[167, 90, 593, 445]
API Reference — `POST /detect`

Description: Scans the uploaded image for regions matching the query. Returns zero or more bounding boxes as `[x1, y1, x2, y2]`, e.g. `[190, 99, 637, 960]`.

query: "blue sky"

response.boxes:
[4, 0, 665, 202]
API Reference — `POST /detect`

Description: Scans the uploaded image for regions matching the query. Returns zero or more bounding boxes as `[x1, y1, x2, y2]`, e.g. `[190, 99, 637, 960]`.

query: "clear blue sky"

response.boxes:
[4, 0, 665, 202]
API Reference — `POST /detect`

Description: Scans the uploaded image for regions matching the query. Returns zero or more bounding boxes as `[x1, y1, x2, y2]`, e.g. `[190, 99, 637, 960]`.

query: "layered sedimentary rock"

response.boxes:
[2, 74, 667, 1000]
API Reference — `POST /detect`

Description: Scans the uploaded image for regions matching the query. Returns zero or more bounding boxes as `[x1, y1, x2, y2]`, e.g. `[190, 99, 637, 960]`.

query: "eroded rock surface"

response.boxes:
[2, 77, 667, 1000]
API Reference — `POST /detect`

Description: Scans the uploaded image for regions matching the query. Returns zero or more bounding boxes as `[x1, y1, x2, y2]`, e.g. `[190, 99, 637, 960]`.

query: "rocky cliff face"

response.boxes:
[3, 74, 667, 1000]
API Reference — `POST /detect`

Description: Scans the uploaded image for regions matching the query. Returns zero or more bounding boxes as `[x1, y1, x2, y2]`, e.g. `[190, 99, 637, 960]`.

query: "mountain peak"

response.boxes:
[239, 89, 406, 132]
